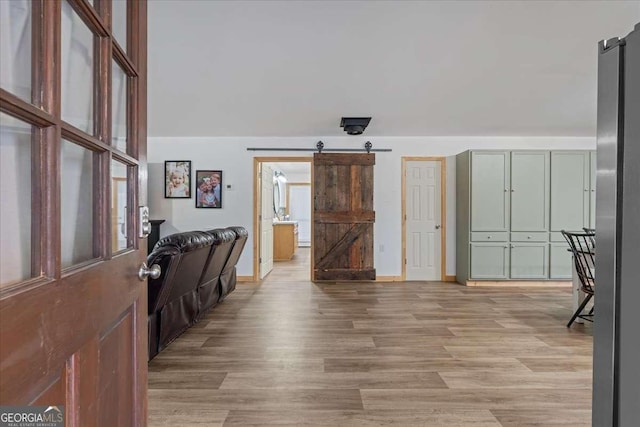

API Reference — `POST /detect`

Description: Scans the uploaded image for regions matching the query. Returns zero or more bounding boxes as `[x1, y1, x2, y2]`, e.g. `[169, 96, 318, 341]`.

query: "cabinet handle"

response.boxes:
[527, 236, 531, 239]
[584, 189, 589, 192]
[511, 189, 515, 192]
[504, 189, 508, 192]
[591, 189, 595, 192]
[487, 236, 491, 239]
[504, 245, 508, 248]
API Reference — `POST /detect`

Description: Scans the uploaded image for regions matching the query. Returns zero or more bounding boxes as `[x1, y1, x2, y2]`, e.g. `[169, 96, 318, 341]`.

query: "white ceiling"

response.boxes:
[148, 1, 639, 138]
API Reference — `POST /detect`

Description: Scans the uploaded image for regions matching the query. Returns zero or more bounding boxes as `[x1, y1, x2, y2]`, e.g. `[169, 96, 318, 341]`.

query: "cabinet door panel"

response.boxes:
[550, 243, 573, 279]
[550, 151, 590, 231]
[471, 152, 509, 231]
[470, 243, 509, 279]
[511, 152, 549, 231]
[510, 244, 548, 279]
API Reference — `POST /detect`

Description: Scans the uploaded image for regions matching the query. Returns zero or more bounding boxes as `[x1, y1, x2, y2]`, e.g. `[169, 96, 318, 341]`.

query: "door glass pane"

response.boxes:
[61, 139, 95, 268]
[112, 0, 127, 48]
[0, 0, 32, 102]
[112, 61, 127, 152]
[111, 160, 131, 252]
[61, 0, 94, 134]
[0, 112, 34, 287]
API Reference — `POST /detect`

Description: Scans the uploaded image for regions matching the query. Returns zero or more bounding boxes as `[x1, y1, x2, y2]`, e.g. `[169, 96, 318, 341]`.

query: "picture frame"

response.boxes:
[195, 170, 223, 208]
[165, 161, 192, 198]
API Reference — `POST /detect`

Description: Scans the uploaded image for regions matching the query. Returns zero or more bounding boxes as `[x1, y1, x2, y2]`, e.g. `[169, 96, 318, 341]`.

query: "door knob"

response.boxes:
[435, 224, 441, 229]
[138, 263, 161, 281]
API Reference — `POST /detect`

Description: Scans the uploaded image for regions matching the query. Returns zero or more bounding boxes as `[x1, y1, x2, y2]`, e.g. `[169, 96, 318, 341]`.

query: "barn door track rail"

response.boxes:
[247, 141, 392, 153]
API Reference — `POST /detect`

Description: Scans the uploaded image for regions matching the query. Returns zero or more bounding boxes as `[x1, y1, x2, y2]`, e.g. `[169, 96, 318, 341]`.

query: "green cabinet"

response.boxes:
[470, 243, 509, 279]
[550, 243, 573, 279]
[457, 149, 595, 283]
[511, 152, 550, 231]
[471, 152, 509, 232]
[550, 151, 590, 231]
[510, 243, 548, 279]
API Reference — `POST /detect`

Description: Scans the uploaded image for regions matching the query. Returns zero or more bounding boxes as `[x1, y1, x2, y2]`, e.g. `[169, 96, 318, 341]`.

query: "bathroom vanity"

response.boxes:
[273, 221, 299, 261]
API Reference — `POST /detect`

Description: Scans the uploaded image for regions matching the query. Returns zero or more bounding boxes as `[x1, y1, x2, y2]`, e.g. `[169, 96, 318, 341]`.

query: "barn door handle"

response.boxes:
[138, 263, 161, 281]
[435, 224, 441, 229]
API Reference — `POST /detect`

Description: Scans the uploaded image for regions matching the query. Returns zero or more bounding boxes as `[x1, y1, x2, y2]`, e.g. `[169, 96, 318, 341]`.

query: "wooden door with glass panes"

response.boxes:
[0, 0, 148, 425]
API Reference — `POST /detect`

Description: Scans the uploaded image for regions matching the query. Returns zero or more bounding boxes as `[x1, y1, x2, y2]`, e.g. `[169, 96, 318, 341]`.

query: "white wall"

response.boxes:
[148, 136, 595, 277]
[283, 171, 311, 183]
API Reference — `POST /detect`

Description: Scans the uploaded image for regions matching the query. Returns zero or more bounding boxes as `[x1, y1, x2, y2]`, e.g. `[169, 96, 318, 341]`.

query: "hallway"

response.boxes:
[148, 267, 592, 426]
[264, 247, 311, 283]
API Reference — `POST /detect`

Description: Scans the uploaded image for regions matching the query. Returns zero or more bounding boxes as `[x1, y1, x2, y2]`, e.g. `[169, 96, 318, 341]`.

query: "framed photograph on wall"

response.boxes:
[195, 170, 222, 208]
[165, 161, 192, 198]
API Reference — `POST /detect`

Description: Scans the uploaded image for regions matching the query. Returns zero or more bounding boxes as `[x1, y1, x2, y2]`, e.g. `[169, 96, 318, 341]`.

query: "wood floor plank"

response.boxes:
[149, 358, 325, 373]
[372, 335, 548, 348]
[147, 248, 594, 426]
[223, 410, 501, 426]
[220, 371, 447, 390]
[491, 409, 591, 426]
[323, 357, 530, 373]
[201, 335, 375, 348]
[147, 410, 228, 427]
[204, 319, 356, 329]
[360, 389, 592, 410]
[263, 346, 452, 359]
[148, 389, 364, 411]
[516, 357, 593, 372]
[147, 371, 227, 389]
[438, 371, 592, 389]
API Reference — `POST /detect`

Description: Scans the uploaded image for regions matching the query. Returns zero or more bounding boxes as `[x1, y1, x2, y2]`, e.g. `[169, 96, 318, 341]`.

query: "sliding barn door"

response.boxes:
[313, 153, 375, 281]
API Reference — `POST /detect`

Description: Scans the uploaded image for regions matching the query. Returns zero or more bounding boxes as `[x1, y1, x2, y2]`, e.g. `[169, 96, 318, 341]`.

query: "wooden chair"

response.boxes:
[562, 230, 596, 327]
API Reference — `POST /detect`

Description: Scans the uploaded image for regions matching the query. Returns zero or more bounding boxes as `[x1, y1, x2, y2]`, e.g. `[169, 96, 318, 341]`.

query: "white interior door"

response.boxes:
[289, 184, 311, 246]
[260, 164, 274, 278]
[405, 160, 442, 281]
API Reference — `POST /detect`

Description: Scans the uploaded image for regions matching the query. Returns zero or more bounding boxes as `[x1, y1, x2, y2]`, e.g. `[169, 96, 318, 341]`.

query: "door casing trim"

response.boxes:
[252, 157, 313, 281]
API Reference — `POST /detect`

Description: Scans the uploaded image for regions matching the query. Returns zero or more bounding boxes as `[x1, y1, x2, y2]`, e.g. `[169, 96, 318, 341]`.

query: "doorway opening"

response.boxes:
[253, 157, 312, 282]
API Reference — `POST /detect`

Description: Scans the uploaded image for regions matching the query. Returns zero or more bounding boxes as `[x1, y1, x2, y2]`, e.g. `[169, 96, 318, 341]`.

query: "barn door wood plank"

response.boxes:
[315, 268, 376, 281]
[313, 211, 375, 223]
[314, 154, 375, 166]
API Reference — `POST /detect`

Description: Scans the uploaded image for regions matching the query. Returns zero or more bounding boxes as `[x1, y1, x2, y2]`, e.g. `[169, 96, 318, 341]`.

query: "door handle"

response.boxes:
[138, 263, 161, 281]
[435, 224, 441, 229]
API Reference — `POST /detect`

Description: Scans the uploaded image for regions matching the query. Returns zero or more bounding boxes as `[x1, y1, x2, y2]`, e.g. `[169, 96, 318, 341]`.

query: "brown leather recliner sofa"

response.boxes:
[215, 226, 248, 302]
[147, 226, 247, 360]
[196, 228, 236, 320]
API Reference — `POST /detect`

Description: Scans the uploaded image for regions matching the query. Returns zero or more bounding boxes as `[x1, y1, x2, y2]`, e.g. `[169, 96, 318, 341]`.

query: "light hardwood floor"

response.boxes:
[149, 248, 593, 426]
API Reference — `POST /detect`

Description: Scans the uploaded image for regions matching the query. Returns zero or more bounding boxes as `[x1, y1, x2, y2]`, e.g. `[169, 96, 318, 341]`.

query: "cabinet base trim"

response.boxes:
[465, 280, 571, 287]
[237, 276, 255, 282]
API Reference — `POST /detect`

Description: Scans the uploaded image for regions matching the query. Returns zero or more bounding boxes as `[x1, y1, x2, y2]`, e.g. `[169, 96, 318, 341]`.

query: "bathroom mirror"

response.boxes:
[273, 171, 286, 218]
[273, 178, 280, 216]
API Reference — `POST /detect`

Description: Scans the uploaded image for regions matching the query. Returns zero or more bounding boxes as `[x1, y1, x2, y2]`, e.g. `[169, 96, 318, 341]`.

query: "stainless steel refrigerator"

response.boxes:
[593, 22, 640, 426]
